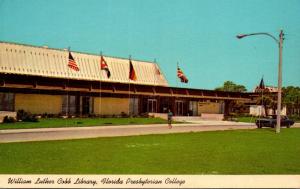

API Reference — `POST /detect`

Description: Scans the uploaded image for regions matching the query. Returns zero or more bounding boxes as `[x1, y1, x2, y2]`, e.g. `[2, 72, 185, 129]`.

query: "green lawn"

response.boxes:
[236, 116, 300, 123]
[0, 128, 300, 174]
[0, 117, 167, 130]
[236, 116, 257, 123]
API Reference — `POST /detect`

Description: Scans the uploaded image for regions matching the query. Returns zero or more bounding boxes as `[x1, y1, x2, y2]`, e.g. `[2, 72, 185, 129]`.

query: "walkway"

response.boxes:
[0, 121, 255, 143]
[1, 122, 299, 143]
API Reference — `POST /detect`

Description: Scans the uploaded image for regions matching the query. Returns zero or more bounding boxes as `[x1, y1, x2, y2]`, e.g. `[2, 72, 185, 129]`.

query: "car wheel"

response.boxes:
[256, 122, 262, 128]
[287, 124, 291, 128]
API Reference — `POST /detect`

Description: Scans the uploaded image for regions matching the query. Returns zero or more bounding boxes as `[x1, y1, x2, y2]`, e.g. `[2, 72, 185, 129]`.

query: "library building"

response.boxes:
[0, 41, 253, 118]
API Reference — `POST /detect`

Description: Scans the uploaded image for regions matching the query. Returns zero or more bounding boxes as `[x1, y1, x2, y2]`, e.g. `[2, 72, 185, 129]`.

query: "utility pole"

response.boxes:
[237, 30, 284, 133]
[276, 30, 284, 133]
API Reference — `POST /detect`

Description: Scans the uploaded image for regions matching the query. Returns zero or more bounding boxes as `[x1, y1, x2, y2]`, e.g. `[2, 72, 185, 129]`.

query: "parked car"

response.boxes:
[255, 115, 294, 128]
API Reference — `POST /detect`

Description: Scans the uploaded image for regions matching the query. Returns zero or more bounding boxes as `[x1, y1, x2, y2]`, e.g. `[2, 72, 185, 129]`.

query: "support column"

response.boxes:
[224, 100, 232, 116]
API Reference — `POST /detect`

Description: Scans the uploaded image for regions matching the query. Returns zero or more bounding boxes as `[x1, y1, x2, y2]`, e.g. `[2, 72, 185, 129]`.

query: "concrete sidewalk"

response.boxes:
[1, 121, 299, 143]
[0, 121, 256, 143]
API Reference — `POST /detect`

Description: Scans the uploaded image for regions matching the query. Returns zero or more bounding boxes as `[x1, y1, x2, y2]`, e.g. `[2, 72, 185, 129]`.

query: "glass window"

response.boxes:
[61, 95, 77, 115]
[129, 98, 139, 115]
[147, 99, 157, 113]
[0, 93, 15, 111]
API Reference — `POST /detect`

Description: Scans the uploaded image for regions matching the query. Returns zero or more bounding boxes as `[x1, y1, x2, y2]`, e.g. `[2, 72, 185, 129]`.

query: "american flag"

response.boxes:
[177, 66, 188, 83]
[68, 52, 79, 71]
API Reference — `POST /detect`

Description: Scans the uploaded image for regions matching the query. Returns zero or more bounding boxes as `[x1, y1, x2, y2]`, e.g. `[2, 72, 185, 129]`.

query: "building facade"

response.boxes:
[0, 41, 253, 117]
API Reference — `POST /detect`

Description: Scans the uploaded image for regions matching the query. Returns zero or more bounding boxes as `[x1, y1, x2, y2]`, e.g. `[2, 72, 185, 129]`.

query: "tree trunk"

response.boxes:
[264, 103, 268, 116]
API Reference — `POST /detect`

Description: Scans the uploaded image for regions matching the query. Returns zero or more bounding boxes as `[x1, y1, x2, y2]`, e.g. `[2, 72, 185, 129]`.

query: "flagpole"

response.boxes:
[129, 55, 131, 117]
[176, 62, 179, 88]
[261, 87, 264, 117]
[99, 51, 102, 117]
[154, 58, 157, 86]
[67, 46, 71, 118]
[261, 76, 264, 117]
[175, 62, 179, 116]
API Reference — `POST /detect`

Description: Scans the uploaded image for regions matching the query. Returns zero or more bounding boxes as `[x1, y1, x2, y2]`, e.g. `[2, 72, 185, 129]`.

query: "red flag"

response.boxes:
[177, 67, 188, 83]
[129, 59, 137, 81]
[100, 56, 111, 78]
[68, 52, 79, 71]
[155, 65, 161, 75]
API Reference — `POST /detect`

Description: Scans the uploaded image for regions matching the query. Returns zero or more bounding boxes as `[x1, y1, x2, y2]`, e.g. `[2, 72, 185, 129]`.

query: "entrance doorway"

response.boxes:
[62, 95, 79, 115]
[176, 100, 184, 116]
[189, 101, 198, 116]
[129, 98, 139, 115]
[81, 96, 90, 115]
[147, 99, 157, 113]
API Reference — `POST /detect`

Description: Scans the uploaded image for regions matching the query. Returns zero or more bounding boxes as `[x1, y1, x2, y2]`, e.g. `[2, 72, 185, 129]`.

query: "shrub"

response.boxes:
[88, 114, 96, 118]
[17, 110, 28, 121]
[289, 115, 300, 122]
[67, 115, 75, 118]
[3, 116, 16, 123]
[17, 110, 39, 122]
[139, 113, 149, 118]
[41, 113, 48, 118]
[120, 112, 128, 118]
[41, 113, 56, 118]
[25, 115, 39, 122]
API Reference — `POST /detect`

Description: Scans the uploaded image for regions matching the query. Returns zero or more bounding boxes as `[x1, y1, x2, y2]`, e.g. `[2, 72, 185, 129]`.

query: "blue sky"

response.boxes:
[0, 0, 299, 91]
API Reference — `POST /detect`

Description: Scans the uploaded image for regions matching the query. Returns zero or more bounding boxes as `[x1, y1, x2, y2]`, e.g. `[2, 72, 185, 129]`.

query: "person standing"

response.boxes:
[167, 109, 173, 129]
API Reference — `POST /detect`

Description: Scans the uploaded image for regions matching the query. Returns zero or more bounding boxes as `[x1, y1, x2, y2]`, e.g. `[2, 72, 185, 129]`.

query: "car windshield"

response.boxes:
[266, 115, 276, 119]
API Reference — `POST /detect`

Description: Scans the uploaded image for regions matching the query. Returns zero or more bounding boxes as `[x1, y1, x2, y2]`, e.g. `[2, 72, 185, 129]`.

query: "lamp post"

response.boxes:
[237, 30, 284, 133]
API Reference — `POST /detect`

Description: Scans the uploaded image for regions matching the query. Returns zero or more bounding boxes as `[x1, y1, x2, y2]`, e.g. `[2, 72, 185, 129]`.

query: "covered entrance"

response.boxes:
[147, 99, 157, 113]
[81, 96, 91, 115]
[175, 100, 189, 116]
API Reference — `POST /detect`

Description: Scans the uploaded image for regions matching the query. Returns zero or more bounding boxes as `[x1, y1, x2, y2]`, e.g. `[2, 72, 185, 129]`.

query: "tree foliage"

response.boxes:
[255, 93, 277, 116]
[254, 86, 300, 116]
[215, 81, 247, 92]
[282, 86, 300, 115]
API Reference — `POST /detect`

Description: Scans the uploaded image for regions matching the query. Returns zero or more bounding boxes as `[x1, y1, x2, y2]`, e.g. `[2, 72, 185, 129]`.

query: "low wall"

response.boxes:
[0, 111, 17, 123]
[148, 113, 168, 120]
[201, 113, 224, 120]
[172, 116, 200, 122]
[148, 113, 224, 121]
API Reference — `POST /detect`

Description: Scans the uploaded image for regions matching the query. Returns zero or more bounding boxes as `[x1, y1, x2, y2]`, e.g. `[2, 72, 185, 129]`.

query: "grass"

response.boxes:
[235, 115, 300, 123]
[0, 128, 300, 174]
[0, 117, 168, 130]
[236, 116, 257, 123]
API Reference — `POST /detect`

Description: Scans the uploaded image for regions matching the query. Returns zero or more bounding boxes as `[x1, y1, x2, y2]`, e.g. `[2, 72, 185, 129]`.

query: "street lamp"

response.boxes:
[237, 30, 284, 133]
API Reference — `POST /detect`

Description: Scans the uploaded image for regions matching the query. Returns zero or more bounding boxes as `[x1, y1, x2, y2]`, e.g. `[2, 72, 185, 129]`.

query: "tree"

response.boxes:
[254, 86, 300, 117]
[282, 86, 300, 116]
[215, 81, 247, 92]
[255, 93, 277, 116]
